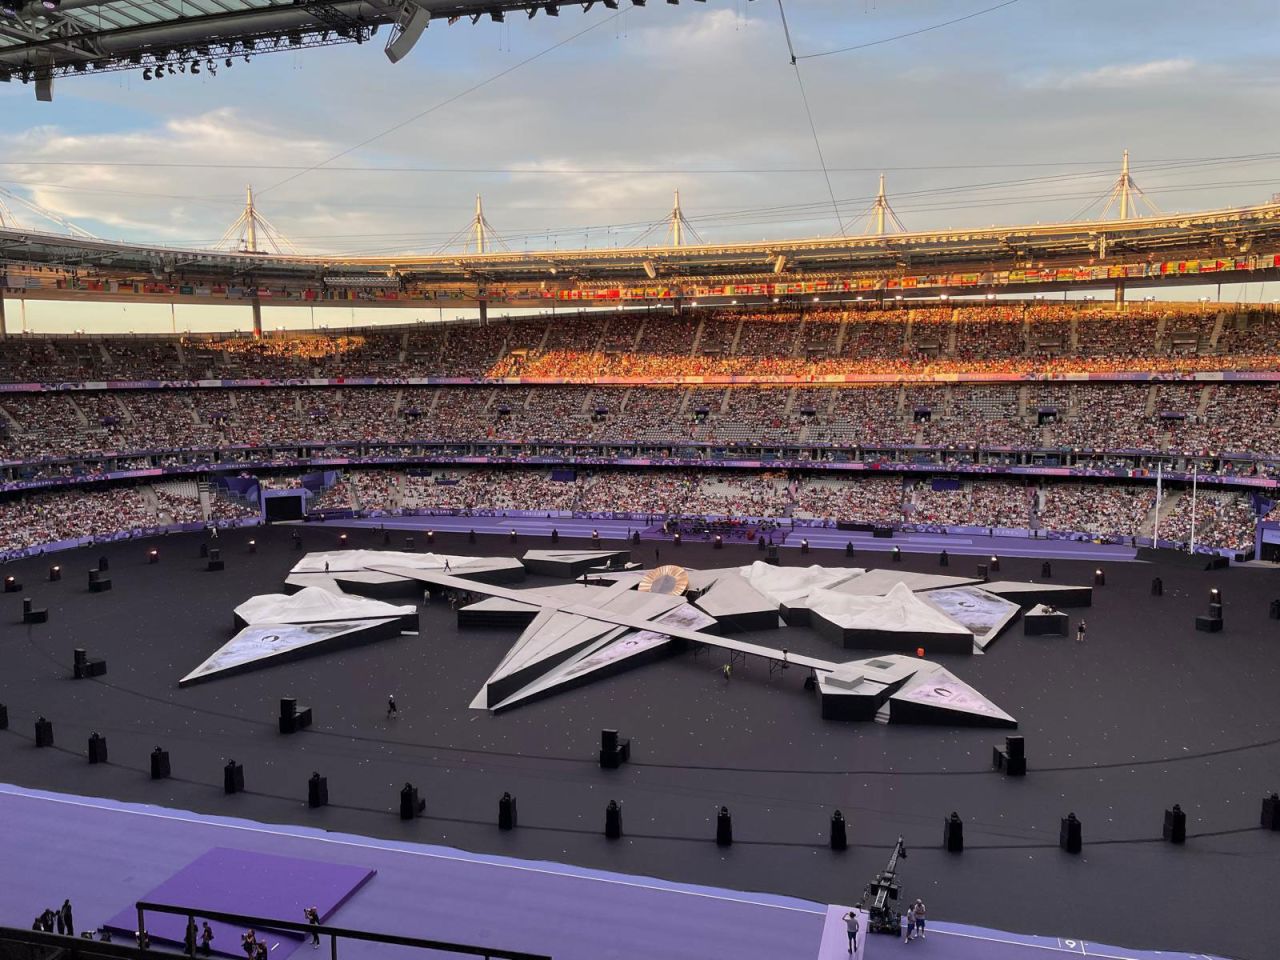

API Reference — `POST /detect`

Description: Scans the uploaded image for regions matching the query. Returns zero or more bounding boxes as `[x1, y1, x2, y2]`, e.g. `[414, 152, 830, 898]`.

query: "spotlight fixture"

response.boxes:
[42, 0, 59, 9]
[544, 2, 559, 14]
[142, 66, 152, 80]
[191, 60, 199, 73]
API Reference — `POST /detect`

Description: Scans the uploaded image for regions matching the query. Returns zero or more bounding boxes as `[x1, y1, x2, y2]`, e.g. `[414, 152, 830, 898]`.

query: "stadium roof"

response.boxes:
[0, 0, 646, 98]
[1, 199, 1278, 289]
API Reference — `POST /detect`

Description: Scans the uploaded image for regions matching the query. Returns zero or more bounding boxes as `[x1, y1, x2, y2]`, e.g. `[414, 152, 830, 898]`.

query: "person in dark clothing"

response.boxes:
[199, 922, 215, 955]
[305, 907, 321, 947]
[256, 941, 268, 960]
[55, 908, 65, 935]
[386, 694, 397, 718]
[185, 918, 198, 955]
[242, 930, 257, 958]
[61, 900, 74, 937]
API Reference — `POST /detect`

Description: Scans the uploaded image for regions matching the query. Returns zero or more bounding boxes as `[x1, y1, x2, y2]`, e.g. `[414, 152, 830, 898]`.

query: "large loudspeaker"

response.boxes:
[944, 812, 964, 853]
[399, 782, 425, 820]
[223, 760, 244, 794]
[1059, 813, 1083, 853]
[716, 806, 733, 847]
[992, 736, 1026, 776]
[308, 773, 329, 809]
[279, 697, 313, 734]
[88, 733, 109, 764]
[1261, 793, 1280, 831]
[498, 792, 518, 830]
[150, 747, 171, 780]
[829, 810, 847, 851]
[384, 1, 431, 64]
[599, 728, 631, 769]
[73, 648, 107, 679]
[605, 800, 623, 839]
[1162, 804, 1186, 844]
[22, 598, 48, 624]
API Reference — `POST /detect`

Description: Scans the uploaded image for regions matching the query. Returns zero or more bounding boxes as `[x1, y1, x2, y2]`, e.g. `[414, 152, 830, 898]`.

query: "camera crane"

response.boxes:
[860, 836, 908, 935]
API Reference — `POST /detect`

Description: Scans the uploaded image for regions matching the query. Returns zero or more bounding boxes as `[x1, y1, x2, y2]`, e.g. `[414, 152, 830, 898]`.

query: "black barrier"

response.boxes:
[134, 902, 551, 960]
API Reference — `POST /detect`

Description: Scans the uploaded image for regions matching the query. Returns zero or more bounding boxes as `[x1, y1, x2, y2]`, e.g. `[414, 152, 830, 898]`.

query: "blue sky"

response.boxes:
[1, 0, 1278, 328]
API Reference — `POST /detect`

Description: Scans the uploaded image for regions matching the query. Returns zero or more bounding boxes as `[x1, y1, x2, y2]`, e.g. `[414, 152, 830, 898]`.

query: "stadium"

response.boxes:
[1, 3, 1279, 960]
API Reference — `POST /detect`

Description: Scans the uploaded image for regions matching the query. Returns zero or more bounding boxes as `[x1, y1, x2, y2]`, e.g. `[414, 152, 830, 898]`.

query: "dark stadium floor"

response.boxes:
[0, 524, 1278, 959]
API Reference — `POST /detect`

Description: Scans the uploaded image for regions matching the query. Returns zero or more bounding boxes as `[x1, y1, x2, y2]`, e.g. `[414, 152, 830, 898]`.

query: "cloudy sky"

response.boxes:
[1, 0, 1278, 329]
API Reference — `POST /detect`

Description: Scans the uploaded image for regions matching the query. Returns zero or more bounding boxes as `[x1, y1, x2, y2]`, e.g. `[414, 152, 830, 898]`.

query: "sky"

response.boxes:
[1, 0, 1278, 331]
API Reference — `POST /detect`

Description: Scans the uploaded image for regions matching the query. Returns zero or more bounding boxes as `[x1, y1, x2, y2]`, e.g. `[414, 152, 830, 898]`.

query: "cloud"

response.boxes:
[1034, 57, 1197, 90]
[0, 3, 1275, 260]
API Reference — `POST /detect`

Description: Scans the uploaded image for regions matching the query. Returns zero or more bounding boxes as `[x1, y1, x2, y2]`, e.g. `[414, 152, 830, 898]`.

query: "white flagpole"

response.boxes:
[1153, 462, 1162, 545]
[1189, 467, 1198, 554]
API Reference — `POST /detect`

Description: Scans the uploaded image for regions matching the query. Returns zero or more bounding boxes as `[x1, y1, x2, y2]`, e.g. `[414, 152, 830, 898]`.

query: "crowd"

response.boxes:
[908, 480, 1035, 529]
[5, 304, 1277, 385]
[0, 487, 157, 553]
[1037, 484, 1157, 539]
[0, 466, 1265, 554]
[1157, 489, 1259, 552]
[3, 380, 1279, 466]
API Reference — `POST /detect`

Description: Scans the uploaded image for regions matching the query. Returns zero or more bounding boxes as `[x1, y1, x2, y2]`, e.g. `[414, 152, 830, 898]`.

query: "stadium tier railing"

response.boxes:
[134, 901, 551, 960]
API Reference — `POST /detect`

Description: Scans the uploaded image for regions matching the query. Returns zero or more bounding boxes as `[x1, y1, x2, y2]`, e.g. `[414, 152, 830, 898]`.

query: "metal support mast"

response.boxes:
[1099, 150, 1159, 221]
[474, 194, 487, 255]
[245, 185, 258, 254]
[670, 190, 684, 248]
[860, 175, 906, 236]
[216, 186, 297, 255]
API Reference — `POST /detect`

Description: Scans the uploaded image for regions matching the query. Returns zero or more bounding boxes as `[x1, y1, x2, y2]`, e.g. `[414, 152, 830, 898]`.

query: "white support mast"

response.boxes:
[215, 185, 297, 255]
[859, 174, 906, 236]
[1099, 150, 1160, 221]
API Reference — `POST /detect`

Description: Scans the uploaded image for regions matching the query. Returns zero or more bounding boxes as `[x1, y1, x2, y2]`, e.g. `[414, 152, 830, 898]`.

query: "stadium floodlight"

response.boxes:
[142, 67, 152, 80]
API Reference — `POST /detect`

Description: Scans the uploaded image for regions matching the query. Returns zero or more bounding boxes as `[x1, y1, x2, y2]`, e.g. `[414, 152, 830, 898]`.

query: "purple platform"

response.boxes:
[0, 785, 1231, 960]
[104, 847, 374, 958]
[321, 516, 1138, 562]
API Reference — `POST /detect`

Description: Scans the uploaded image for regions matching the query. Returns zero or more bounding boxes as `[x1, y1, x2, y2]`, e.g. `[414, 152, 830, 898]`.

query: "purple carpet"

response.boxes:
[103, 847, 374, 958]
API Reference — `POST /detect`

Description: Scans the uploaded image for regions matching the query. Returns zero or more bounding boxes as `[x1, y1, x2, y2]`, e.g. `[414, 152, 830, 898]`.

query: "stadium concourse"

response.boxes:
[1, 301, 1279, 960]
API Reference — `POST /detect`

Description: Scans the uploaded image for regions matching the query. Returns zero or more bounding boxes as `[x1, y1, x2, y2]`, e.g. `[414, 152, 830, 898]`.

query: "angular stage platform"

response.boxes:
[521, 549, 632, 578]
